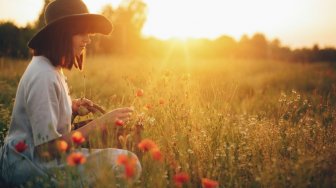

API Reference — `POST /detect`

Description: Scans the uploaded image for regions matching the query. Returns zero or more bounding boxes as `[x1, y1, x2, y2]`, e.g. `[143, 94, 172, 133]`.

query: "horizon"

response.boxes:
[0, 0, 335, 48]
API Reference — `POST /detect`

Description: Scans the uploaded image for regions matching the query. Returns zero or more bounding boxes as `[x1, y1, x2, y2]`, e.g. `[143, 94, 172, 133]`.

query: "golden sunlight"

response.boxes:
[142, 0, 336, 47]
[142, 0, 308, 39]
[0, 0, 335, 47]
[82, 0, 123, 13]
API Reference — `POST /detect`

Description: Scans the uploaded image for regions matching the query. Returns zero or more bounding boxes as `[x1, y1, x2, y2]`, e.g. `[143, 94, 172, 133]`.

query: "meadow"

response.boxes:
[0, 55, 335, 187]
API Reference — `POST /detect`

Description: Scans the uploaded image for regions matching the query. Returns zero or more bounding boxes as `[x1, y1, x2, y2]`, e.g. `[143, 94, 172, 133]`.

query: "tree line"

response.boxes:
[1, 0, 336, 63]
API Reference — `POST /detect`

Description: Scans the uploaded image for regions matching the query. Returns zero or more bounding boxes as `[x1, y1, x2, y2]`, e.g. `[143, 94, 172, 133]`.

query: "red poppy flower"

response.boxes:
[138, 139, 158, 152]
[115, 119, 125, 126]
[71, 131, 85, 145]
[125, 163, 135, 178]
[15, 140, 28, 153]
[151, 148, 163, 161]
[67, 152, 86, 166]
[143, 104, 152, 110]
[201, 178, 219, 188]
[174, 172, 190, 187]
[56, 140, 68, 152]
[116, 154, 137, 179]
[117, 155, 128, 165]
[136, 89, 144, 97]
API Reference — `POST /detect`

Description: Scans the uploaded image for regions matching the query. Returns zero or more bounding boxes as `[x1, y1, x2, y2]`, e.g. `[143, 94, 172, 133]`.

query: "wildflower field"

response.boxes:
[0, 55, 336, 187]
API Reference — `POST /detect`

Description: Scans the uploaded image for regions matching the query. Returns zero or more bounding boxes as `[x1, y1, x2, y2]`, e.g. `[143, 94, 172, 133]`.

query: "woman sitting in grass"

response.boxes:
[0, 0, 141, 186]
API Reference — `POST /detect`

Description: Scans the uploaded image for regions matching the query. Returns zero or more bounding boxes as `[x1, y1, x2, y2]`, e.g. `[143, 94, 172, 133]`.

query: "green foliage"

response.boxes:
[0, 22, 35, 58]
[0, 58, 27, 145]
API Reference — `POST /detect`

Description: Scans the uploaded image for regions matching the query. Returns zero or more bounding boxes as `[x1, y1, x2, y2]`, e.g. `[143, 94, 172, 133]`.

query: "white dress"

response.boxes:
[0, 56, 141, 186]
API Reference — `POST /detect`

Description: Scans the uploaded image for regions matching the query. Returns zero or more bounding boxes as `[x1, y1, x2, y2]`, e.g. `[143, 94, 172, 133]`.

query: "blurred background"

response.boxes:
[0, 0, 335, 62]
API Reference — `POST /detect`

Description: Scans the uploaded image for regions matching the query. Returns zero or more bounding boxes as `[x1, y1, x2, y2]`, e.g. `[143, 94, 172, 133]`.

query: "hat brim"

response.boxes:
[28, 14, 113, 49]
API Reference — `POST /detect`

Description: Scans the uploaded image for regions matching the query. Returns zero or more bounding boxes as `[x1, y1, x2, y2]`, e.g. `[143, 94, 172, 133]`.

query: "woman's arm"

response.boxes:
[35, 107, 133, 159]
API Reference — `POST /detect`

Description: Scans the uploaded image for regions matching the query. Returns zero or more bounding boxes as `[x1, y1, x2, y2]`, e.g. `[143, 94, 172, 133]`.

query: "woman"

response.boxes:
[0, 0, 141, 186]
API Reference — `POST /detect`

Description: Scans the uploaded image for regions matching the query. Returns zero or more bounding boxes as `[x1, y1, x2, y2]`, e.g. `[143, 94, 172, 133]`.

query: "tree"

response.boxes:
[213, 35, 237, 58]
[250, 33, 268, 59]
[237, 34, 251, 58]
[0, 22, 34, 58]
[96, 0, 147, 55]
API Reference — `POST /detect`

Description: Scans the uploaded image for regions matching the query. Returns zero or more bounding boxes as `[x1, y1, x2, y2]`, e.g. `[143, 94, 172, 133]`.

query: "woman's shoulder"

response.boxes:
[26, 56, 60, 75]
[21, 56, 61, 85]
[29, 56, 58, 72]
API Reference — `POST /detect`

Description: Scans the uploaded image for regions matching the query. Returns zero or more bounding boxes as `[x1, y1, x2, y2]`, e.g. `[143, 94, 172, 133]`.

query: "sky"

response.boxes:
[0, 0, 335, 48]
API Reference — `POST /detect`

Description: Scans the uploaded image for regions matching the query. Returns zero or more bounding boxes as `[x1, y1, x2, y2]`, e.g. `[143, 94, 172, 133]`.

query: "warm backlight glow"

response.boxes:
[142, 0, 336, 47]
[83, 0, 122, 13]
[0, 0, 335, 47]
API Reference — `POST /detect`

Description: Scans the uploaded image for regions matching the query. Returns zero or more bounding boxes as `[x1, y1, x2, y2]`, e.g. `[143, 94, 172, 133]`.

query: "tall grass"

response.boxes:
[0, 55, 335, 187]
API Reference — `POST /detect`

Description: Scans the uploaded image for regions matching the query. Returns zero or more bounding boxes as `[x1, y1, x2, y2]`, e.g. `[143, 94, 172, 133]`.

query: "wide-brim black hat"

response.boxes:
[28, 0, 113, 49]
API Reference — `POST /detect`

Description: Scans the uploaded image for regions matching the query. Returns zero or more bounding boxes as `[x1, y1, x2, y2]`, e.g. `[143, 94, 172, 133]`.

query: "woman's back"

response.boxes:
[1, 56, 72, 185]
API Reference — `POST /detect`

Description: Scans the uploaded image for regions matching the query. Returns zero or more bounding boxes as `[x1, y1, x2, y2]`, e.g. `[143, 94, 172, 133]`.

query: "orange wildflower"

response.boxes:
[117, 155, 129, 165]
[201, 178, 219, 188]
[151, 148, 163, 161]
[115, 119, 125, 126]
[116, 154, 137, 179]
[56, 140, 68, 152]
[138, 139, 158, 152]
[15, 140, 28, 153]
[136, 89, 144, 97]
[143, 104, 152, 110]
[125, 163, 135, 178]
[174, 172, 190, 187]
[67, 152, 86, 166]
[71, 131, 85, 145]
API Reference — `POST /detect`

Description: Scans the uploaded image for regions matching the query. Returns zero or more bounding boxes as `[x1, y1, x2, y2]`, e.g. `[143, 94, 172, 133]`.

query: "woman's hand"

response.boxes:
[105, 107, 134, 123]
[72, 98, 105, 116]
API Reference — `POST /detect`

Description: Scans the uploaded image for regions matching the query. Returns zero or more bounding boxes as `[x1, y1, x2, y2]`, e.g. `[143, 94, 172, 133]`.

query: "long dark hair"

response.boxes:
[32, 23, 89, 70]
